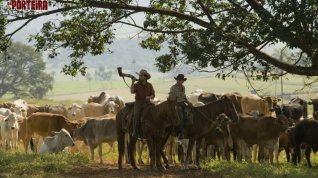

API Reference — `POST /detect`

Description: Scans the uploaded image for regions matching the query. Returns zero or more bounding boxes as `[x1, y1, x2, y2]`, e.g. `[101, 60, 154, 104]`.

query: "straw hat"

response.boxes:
[136, 69, 151, 79]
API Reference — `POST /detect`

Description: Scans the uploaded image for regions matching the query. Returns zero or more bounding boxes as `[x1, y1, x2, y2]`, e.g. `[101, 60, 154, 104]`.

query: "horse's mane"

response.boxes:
[196, 97, 227, 109]
[151, 100, 168, 114]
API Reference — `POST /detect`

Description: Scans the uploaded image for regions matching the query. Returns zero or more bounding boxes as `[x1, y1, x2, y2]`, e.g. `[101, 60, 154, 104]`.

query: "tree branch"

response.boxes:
[197, 0, 216, 25]
[242, 42, 318, 76]
[85, 0, 211, 29]
[116, 21, 199, 34]
[245, 0, 312, 55]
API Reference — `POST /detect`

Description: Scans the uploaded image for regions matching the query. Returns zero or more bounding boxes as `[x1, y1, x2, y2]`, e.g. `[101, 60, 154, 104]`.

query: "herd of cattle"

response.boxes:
[1, 90, 318, 170]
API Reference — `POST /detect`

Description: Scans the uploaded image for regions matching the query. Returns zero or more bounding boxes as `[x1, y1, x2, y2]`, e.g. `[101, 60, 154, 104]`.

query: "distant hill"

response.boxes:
[46, 38, 166, 72]
[45, 37, 207, 81]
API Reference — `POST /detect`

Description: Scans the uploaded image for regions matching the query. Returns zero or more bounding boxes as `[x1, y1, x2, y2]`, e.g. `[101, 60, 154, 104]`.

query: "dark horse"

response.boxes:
[182, 95, 239, 168]
[116, 100, 179, 171]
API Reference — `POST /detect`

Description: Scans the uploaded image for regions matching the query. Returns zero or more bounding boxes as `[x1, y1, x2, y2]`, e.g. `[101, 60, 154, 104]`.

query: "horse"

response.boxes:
[142, 100, 179, 171]
[116, 100, 179, 171]
[182, 95, 239, 169]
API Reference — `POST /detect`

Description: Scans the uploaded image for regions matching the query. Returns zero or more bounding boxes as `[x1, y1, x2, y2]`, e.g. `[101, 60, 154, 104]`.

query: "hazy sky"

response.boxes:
[7, 1, 149, 43]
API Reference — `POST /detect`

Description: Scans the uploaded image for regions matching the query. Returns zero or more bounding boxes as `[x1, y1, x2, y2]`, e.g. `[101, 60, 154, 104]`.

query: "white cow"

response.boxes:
[187, 89, 204, 104]
[13, 99, 28, 117]
[0, 113, 19, 150]
[73, 115, 117, 164]
[67, 103, 85, 121]
[39, 128, 75, 153]
[0, 108, 12, 117]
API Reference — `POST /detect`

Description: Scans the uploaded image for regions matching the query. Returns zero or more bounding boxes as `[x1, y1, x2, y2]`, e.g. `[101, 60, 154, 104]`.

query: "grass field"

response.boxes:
[1, 143, 318, 178]
[45, 74, 318, 102]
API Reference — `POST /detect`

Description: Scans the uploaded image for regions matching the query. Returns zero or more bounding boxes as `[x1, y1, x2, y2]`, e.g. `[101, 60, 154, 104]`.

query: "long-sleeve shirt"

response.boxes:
[133, 81, 155, 101]
[168, 84, 187, 103]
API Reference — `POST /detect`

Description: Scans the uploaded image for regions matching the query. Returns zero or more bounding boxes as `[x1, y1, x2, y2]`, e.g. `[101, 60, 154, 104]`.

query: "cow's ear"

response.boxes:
[51, 131, 59, 135]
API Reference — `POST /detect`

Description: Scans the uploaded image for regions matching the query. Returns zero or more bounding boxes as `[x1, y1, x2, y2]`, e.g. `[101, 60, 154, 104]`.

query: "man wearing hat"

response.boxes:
[131, 69, 155, 138]
[168, 74, 191, 139]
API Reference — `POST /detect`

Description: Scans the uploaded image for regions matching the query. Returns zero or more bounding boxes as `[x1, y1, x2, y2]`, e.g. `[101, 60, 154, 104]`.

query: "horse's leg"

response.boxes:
[160, 134, 171, 169]
[184, 137, 196, 169]
[124, 133, 130, 164]
[137, 140, 145, 165]
[147, 139, 155, 169]
[155, 140, 165, 172]
[195, 138, 203, 169]
[98, 143, 103, 164]
[128, 135, 139, 170]
[117, 131, 125, 169]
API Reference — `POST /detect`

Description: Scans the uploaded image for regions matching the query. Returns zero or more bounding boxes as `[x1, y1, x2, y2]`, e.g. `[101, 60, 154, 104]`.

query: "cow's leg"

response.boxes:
[89, 143, 95, 161]
[98, 143, 103, 164]
[252, 144, 257, 163]
[268, 147, 274, 164]
[274, 140, 279, 164]
[305, 147, 312, 168]
[184, 137, 196, 169]
[293, 145, 301, 165]
[128, 135, 138, 170]
[285, 148, 290, 162]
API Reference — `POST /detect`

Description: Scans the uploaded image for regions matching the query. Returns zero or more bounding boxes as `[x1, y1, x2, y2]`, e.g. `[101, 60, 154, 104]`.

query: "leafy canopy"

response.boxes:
[1, 0, 318, 80]
[0, 42, 54, 99]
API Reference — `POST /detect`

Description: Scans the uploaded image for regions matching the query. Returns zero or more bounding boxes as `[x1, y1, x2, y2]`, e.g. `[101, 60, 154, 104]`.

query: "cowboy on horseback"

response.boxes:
[168, 74, 192, 139]
[131, 69, 155, 138]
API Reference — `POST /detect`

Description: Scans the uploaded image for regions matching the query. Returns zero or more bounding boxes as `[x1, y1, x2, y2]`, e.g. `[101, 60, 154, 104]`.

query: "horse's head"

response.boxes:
[220, 95, 239, 121]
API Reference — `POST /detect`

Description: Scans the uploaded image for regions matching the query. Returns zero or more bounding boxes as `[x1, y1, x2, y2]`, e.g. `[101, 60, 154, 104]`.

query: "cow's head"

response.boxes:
[308, 98, 318, 120]
[68, 103, 83, 116]
[215, 113, 231, 133]
[4, 113, 19, 130]
[53, 128, 75, 147]
[105, 101, 119, 114]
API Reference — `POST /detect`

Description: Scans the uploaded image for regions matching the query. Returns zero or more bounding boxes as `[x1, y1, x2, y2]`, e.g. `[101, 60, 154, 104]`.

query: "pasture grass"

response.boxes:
[203, 150, 318, 178]
[2, 142, 318, 177]
[0, 151, 89, 177]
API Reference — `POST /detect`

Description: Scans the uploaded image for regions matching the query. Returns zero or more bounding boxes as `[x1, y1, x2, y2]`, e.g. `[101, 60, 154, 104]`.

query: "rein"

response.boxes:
[192, 106, 215, 123]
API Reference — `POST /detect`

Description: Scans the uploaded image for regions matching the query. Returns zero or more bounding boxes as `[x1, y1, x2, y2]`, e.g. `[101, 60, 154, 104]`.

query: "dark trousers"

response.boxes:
[132, 100, 144, 137]
[177, 102, 187, 135]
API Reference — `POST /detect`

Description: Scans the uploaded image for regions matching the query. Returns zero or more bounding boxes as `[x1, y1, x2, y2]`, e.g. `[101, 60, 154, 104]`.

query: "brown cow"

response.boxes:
[229, 115, 289, 163]
[293, 119, 318, 168]
[87, 91, 109, 104]
[27, 104, 40, 117]
[241, 95, 280, 116]
[308, 98, 318, 120]
[23, 113, 79, 153]
[37, 105, 68, 117]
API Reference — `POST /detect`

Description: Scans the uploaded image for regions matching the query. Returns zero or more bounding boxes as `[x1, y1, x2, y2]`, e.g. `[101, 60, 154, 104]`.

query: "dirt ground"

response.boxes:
[62, 162, 221, 178]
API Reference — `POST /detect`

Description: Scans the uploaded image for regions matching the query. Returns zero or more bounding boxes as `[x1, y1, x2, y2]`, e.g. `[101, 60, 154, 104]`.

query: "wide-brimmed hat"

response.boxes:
[136, 69, 151, 79]
[174, 74, 187, 81]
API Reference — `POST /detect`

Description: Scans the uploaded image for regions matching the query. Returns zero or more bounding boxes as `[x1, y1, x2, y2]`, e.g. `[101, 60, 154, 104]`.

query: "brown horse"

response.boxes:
[116, 100, 179, 171]
[183, 95, 239, 168]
